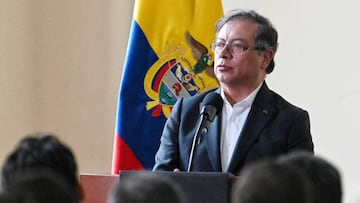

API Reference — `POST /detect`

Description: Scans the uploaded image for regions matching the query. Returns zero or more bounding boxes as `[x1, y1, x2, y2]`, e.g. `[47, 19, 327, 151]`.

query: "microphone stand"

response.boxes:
[187, 113, 210, 172]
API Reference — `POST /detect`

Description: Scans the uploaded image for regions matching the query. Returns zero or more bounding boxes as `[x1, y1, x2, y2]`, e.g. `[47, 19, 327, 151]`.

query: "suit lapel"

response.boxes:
[227, 83, 275, 173]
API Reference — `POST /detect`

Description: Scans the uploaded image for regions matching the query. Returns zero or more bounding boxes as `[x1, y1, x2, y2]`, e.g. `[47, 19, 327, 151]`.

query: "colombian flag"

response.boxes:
[111, 0, 224, 174]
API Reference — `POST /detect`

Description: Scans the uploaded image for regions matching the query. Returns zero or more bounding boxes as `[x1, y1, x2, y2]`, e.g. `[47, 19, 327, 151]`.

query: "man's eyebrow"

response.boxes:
[230, 38, 248, 43]
[215, 38, 247, 42]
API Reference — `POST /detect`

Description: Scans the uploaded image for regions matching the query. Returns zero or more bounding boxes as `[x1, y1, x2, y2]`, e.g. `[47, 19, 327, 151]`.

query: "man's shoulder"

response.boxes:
[267, 88, 308, 113]
[256, 82, 307, 113]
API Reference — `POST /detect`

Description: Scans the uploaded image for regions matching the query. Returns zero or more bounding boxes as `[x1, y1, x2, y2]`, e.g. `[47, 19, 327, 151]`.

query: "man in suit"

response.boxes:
[153, 9, 314, 175]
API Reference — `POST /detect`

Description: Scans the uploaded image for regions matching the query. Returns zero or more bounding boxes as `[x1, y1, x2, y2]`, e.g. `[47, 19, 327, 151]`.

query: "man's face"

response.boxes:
[213, 19, 270, 89]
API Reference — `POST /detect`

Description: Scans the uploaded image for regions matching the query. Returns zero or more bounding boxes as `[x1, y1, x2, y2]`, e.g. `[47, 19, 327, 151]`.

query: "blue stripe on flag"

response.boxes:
[116, 20, 167, 169]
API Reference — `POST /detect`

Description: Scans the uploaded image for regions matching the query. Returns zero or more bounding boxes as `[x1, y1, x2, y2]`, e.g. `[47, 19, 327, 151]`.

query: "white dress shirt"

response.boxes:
[220, 83, 262, 171]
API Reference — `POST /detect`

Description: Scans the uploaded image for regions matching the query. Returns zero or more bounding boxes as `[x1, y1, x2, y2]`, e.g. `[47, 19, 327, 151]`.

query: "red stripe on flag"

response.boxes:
[153, 59, 176, 91]
[111, 134, 144, 174]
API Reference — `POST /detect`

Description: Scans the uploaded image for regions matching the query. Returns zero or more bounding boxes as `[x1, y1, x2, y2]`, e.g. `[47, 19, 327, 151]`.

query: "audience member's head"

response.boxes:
[1, 133, 81, 201]
[0, 168, 78, 203]
[277, 151, 342, 203]
[231, 159, 313, 203]
[107, 172, 187, 203]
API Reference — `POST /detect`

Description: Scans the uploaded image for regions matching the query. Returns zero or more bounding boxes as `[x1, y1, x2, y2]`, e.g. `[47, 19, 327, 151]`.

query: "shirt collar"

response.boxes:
[220, 82, 263, 107]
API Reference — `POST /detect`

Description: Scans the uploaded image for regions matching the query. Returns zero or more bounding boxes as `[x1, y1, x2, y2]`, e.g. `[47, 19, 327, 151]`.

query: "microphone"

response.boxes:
[187, 92, 223, 172]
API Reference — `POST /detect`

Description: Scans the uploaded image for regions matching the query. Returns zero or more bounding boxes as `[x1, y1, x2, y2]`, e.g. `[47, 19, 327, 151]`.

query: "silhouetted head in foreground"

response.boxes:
[277, 151, 342, 203]
[232, 159, 313, 203]
[107, 172, 187, 203]
[0, 168, 79, 203]
[1, 133, 81, 201]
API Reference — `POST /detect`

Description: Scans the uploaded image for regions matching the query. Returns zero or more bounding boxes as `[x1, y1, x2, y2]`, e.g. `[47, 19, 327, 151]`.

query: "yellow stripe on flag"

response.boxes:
[137, 0, 223, 92]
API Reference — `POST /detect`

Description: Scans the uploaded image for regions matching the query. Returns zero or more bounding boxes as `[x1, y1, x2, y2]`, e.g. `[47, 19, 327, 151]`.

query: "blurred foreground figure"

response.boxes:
[1, 133, 82, 201]
[277, 151, 342, 203]
[0, 169, 78, 203]
[107, 172, 187, 203]
[231, 159, 313, 203]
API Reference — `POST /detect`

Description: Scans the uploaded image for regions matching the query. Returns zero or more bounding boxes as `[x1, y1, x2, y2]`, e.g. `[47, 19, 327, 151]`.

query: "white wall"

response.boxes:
[222, 1, 360, 203]
[1, 0, 359, 202]
[0, 1, 36, 162]
[0, 0, 133, 174]
[32, 0, 133, 173]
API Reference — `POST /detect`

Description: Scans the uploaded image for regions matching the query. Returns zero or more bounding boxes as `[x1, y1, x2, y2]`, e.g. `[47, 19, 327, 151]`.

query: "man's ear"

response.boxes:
[261, 50, 275, 70]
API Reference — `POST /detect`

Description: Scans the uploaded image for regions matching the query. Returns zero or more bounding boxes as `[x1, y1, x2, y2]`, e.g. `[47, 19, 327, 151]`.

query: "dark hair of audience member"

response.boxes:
[231, 159, 314, 203]
[0, 168, 78, 203]
[277, 151, 342, 203]
[107, 172, 187, 203]
[1, 133, 81, 201]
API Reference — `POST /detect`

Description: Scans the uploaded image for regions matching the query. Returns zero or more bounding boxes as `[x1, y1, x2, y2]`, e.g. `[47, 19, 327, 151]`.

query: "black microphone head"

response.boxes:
[201, 92, 223, 115]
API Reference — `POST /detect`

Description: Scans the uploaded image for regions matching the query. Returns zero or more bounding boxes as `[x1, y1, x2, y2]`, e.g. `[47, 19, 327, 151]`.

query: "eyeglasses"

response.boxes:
[210, 41, 262, 54]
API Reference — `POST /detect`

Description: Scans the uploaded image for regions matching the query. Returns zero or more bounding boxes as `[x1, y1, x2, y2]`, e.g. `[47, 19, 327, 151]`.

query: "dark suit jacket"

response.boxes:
[153, 82, 314, 175]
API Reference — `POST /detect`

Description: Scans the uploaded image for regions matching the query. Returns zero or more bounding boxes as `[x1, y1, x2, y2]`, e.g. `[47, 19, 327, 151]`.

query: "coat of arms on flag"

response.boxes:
[112, 0, 224, 173]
